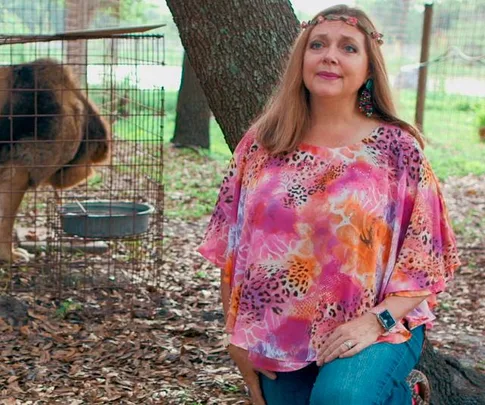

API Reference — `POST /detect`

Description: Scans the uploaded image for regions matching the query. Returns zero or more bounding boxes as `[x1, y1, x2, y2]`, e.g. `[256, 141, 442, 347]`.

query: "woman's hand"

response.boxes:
[228, 344, 277, 405]
[316, 312, 384, 366]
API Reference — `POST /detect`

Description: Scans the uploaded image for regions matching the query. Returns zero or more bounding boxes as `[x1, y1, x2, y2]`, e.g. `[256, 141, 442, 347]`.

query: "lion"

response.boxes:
[0, 58, 111, 262]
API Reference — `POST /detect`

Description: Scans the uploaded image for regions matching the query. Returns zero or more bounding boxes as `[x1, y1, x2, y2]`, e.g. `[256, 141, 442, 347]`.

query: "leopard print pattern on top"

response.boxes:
[198, 125, 461, 372]
[239, 253, 319, 323]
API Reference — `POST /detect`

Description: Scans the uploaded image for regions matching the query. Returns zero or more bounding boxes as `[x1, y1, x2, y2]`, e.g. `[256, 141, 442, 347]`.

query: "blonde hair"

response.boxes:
[251, 4, 425, 154]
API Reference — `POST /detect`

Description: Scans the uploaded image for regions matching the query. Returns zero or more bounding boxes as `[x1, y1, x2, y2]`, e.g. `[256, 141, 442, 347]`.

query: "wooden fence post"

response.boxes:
[415, 3, 434, 132]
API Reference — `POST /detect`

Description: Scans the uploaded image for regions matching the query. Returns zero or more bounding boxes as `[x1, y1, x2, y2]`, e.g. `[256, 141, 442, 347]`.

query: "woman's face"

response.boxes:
[303, 20, 369, 101]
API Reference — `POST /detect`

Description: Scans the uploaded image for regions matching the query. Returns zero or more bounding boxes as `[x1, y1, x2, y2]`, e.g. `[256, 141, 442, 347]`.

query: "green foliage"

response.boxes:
[398, 89, 485, 179]
[87, 172, 104, 188]
[358, 0, 485, 46]
[221, 383, 242, 393]
[195, 270, 208, 279]
[149, 91, 229, 155]
[100, 0, 164, 26]
[163, 143, 227, 220]
[354, 0, 423, 44]
[454, 100, 475, 112]
[476, 106, 485, 128]
[160, 93, 228, 219]
[0, 0, 166, 36]
[87, 82, 165, 142]
[0, 0, 64, 34]
[55, 298, 82, 319]
[451, 208, 485, 242]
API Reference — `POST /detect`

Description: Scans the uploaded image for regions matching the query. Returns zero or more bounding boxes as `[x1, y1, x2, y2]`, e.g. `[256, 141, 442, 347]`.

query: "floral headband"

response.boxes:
[301, 14, 384, 45]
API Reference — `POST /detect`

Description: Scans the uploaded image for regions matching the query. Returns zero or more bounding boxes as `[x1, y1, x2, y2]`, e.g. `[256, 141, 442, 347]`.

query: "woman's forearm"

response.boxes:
[376, 293, 432, 322]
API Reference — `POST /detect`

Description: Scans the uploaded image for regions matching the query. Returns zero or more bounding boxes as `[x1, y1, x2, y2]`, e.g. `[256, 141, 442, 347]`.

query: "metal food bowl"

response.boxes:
[60, 200, 155, 238]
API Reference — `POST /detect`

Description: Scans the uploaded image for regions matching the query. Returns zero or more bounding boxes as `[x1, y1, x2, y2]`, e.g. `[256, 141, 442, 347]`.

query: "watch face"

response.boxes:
[379, 309, 397, 330]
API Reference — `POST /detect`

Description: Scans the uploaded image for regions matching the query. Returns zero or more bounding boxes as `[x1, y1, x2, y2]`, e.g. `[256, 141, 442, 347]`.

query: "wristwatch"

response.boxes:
[370, 308, 397, 332]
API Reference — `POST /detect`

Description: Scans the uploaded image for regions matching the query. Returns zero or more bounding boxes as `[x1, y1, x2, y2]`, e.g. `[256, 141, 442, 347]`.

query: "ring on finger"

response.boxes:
[343, 340, 354, 350]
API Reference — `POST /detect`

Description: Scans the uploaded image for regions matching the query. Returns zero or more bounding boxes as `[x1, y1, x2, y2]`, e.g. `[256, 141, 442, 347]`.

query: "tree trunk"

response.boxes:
[171, 52, 211, 149]
[418, 338, 485, 404]
[166, 0, 485, 402]
[166, 0, 299, 152]
[65, 0, 101, 85]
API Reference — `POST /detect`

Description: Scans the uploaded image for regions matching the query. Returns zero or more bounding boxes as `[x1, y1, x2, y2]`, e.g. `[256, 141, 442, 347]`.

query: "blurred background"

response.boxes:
[0, 0, 483, 180]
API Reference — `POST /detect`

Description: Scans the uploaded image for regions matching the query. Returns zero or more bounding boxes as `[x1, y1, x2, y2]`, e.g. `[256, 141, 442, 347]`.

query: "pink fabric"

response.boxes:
[198, 125, 461, 372]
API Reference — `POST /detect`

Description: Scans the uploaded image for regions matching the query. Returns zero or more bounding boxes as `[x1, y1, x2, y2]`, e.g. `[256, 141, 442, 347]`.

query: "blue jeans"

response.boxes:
[259, 326, 425, 405]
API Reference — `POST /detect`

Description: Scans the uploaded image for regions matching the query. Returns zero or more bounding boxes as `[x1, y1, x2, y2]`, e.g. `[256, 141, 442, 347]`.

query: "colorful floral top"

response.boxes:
[198, 124, 460, 372]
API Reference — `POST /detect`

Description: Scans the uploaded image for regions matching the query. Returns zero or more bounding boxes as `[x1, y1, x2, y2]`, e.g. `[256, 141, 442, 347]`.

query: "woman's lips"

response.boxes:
[317, 72, 342, 80]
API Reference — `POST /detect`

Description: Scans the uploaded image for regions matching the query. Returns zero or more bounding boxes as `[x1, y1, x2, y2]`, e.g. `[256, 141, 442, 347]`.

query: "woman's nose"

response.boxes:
[322, 46, 338, 64]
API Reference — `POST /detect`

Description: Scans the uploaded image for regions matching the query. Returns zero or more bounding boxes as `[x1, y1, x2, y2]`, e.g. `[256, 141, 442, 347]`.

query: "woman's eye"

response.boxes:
[344, 45, 357, 53]
[310, 41, 324, 50]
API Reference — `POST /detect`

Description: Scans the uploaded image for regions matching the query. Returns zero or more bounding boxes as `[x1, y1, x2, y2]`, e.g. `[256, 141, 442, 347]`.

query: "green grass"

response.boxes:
[162, 145, 225, 220]
[397, 89, 485, 180]
[162, 91, 230, 157]
[55, 299, 82, 319]
[114, 115, 164, 142]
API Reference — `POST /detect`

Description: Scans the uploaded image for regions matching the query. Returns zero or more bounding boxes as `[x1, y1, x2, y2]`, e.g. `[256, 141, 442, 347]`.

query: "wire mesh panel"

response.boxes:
[0, 0, 122, 35]
[0, 34, 165, 306]
[424, 1, 485, 158]
[0, 0, 65, 35]
[356, 0, 485, 176]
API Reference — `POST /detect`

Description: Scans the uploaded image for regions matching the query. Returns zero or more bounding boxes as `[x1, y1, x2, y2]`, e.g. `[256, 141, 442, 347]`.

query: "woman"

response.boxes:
[198, 5, 460, 405]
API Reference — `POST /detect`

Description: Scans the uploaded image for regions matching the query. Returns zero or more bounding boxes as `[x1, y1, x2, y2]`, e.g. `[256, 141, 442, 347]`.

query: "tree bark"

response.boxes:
[418, 338, 485, 404]
[166, 0, 485, 402]
[65, 0, 101, 85]
[166, 0, 299, 152]
[171, 52, 211, 149]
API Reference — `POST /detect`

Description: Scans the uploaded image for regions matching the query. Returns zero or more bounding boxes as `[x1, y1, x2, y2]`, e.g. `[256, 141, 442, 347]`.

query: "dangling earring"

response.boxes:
[359, 79, 374, 117]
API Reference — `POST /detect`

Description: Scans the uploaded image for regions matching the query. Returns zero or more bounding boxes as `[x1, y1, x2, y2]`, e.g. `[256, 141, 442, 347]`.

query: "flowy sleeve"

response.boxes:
[384, 148, 461, 302]
[197, 132, 253, 270]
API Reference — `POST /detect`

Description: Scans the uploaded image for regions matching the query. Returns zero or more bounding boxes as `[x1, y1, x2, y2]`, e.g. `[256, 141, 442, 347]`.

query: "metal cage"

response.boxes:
[0, 28, 165, 308]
